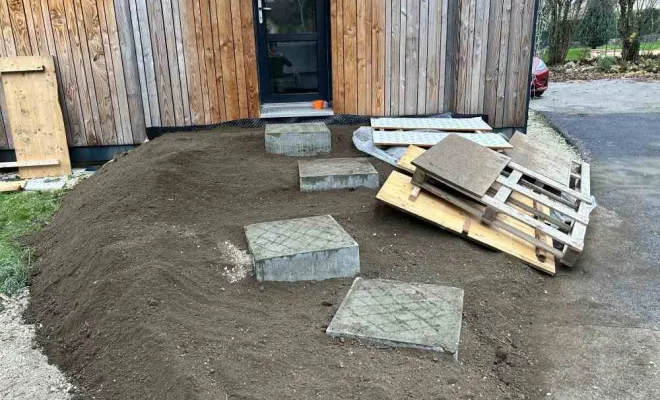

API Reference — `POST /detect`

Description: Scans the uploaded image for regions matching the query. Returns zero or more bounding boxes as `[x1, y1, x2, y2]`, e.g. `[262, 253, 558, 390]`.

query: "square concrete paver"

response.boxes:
[327, 278, 464, 356]
[298, 158, 379, 192]
[264, 123, 331, 156]
[244, 215, 359, 282]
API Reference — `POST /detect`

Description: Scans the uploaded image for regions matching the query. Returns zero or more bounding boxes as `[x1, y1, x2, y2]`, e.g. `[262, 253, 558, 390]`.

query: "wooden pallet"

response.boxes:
[372, 130, 512, 150]
[377, 171, 556, 274]
[371, 117, 492, 132]
[398, 145, 593, 266]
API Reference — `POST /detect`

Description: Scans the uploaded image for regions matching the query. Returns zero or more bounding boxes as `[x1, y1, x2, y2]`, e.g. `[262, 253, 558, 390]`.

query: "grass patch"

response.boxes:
[566, 47, 591, 62]
[0, 191, 62, 295]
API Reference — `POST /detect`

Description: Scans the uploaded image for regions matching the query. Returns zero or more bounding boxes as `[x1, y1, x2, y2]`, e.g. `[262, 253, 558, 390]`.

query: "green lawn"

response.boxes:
[0, 191, 62, 295]
[566, 47, 591, 61]
[597, 41, 660, 51]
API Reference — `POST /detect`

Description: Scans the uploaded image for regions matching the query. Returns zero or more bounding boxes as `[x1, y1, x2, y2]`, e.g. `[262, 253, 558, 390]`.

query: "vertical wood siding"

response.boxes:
[0, 0, 536, 150]
[0, 0, 258, 149]
[453, 0, 536, 127]
[331, 0, 452, 117]
[0, 0, 146, 149]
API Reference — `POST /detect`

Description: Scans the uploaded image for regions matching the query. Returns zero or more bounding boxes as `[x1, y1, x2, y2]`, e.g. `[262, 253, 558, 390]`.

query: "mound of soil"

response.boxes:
[28, 125, 549, 399]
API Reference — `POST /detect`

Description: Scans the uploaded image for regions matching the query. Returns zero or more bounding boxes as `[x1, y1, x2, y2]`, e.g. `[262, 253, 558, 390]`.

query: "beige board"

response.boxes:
[377, 171, 555, 274]
[0, 56, 71, 178]
[411, 134, 510, 197]
[0, 180, 26, 193]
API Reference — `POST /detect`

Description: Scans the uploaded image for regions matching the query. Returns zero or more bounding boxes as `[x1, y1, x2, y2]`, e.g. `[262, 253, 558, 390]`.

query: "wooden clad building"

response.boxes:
[0, 0, 537, 151]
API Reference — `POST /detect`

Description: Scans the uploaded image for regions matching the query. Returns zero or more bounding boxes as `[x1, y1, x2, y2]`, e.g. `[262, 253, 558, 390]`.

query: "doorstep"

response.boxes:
[260, 102, 334, 118]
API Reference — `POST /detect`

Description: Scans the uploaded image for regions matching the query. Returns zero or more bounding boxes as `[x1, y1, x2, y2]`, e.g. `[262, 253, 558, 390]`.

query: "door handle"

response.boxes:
[257, 0, 271, 24]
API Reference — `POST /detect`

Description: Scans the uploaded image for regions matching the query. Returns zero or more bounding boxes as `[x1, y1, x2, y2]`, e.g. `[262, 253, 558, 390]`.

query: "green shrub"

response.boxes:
[596, 56, 616, 72]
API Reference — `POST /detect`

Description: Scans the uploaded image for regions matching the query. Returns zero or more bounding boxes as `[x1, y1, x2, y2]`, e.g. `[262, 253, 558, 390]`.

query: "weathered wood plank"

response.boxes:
[483, 0, 501, 123]
[7, 0, 32, 55]
[384, 0, 391, 116]
[494, 0, 511, 127]
[105, 0, 137, 144]
[416, 0, 428, 114]
[239, 0, 259, 118]
[181, 0, 204, 124]
[0, 0, 17, 56]
[478, 0, 490, 112]
[128, 0, 151, 126]
[343, 0, 357, 113]
[47, 0, 86, 145]
[438, 0, 448, 110]
[162, 0, 185, 125]
[503, 0, 524, 126]
[96, 0, 123, 143]
[65, 0, 99, 144]
[372, 0, 385, 115]
[216, 0, 237, 121]
[23, 0, 40, 53]
[356, 0, 369, 114]
[80, 0, 117, 144]
[135, 0, 160, 125]
[205, 0, 223, 121]
[425, 0, 439, 113]
[389, 0, 400, 115]
[171, 0, 191, 124]
[147, 0, 175, 126]
[397, 0, 407, 115]
[514, 0, 535, 126]
[116, 0, 146, 142]
[230, 0, 248, 119]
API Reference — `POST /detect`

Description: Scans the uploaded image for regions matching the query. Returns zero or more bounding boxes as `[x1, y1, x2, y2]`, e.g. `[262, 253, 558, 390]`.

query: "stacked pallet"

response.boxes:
[375, 126, 595, 274]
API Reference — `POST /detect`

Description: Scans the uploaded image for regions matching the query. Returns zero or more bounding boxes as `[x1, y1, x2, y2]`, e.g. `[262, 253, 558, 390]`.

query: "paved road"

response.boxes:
[528, 80, 660, 399]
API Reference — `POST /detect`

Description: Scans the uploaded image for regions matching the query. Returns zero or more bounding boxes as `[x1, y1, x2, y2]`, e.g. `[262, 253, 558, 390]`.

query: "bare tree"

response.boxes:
[546, 0, 586, 65]
[618, 0, 658, 61]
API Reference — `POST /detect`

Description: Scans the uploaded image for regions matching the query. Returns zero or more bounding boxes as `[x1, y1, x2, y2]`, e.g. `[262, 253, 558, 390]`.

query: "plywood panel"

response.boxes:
[0, 56, 71, 178]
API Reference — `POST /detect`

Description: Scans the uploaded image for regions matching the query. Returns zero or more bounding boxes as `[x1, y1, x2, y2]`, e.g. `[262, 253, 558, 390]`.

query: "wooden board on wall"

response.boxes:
[0, 56, 72, 178]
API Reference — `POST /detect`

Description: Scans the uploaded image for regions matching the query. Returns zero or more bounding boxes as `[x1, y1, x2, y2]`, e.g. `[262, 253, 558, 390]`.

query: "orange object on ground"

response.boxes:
[312, 100, 324, 109]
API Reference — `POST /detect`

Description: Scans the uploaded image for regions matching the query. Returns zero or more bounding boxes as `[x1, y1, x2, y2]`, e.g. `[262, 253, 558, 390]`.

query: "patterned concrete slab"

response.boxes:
[298, 158, 379, 192]
[265, 123, 331, 156]
[327, 278, 464, 357]
[244, 215, 359, 281]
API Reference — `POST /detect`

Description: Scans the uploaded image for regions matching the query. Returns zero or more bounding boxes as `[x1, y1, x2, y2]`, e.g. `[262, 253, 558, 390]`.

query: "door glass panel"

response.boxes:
[268, 41, 318, 94]
[264, 0, 316, 34]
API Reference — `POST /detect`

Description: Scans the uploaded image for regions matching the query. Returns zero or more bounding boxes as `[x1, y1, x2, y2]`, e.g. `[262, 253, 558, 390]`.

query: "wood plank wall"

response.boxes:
[0, 0, 146, 150]
[0, 0, 536, 150]
[453, 0, 536, 127]
[131, 0, 259, 128]
[331, 0, 452, 117]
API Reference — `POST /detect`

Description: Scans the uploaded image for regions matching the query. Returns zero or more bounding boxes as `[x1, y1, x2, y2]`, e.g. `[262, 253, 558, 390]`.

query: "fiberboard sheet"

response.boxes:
[371, 117, 493, 132]
[372, 130, 512, 149]
[411, 134, 511, 198]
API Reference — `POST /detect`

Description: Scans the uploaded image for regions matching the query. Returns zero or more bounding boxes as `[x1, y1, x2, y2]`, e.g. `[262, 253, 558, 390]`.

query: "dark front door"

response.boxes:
[254, 0, 329, 103]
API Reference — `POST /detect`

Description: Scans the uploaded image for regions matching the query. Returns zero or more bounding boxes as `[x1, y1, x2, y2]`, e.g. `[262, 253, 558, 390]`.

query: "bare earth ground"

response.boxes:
[25, 125, 563, 400]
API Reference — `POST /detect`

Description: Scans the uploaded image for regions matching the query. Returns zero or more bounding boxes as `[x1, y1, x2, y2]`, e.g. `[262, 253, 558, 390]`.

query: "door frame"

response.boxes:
[253, 0, 331, 104]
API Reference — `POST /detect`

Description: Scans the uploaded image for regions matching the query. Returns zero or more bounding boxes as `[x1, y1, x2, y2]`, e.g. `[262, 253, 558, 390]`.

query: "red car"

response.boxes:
[531, 56, 549, 98]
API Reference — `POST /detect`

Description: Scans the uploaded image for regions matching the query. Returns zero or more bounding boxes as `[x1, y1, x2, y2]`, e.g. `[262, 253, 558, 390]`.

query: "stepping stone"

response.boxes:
[265, 123, 331, 157]
[327, 278, 464, 358]
[244, 215, 359, 282]
[298, 158, 379, 192]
